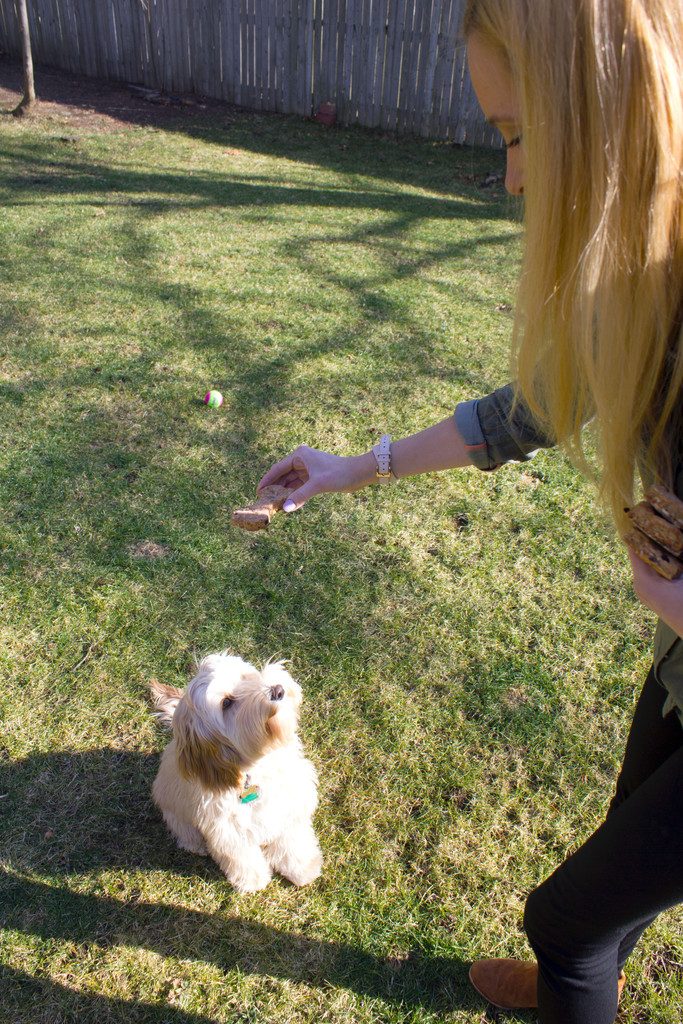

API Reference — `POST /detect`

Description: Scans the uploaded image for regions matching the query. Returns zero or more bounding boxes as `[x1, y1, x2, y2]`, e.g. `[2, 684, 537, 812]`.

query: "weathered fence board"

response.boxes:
[0, 0, 500, 145]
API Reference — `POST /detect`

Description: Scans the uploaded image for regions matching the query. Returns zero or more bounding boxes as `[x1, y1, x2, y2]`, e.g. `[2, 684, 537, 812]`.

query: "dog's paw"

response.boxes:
[230, 864, 273, 892]
[285, 851, 323, 887]
[177, 836, 209, 856]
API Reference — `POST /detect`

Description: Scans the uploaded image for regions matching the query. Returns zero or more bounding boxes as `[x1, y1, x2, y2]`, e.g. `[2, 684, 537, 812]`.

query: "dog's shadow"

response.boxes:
[0, 747, 496, 1014]
[0, 747, 199, 876]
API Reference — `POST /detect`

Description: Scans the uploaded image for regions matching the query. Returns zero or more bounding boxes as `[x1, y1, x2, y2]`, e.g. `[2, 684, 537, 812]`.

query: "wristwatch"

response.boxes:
[372, 434, 397, 484]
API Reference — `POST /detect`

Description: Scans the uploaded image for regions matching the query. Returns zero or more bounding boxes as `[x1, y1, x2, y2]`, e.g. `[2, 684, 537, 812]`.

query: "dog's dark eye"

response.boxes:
[222, 697, 235, 711]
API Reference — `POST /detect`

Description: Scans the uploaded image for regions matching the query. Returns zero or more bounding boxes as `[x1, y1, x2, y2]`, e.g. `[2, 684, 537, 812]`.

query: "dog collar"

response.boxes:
[240, 773, 260, 804]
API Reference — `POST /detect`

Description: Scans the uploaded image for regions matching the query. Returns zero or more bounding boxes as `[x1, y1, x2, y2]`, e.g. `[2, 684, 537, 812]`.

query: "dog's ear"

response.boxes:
[173, 700, 242, 791]
[149, 679, 184, 728]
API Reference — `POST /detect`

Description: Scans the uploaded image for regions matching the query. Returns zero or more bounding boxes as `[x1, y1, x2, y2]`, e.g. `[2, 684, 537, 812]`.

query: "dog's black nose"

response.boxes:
[270, 684, 285, 701]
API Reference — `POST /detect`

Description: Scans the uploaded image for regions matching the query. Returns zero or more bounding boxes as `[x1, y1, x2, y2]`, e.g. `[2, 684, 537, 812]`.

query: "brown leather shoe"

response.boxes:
[468, 958, 627, 1010]
[469, 959, 538, 1009]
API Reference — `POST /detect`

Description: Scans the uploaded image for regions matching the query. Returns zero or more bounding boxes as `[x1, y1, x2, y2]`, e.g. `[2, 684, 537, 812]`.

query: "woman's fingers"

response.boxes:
[258, 452, 305, 491]
[282, 478, 321, 512]
[272, 471, 296, 488]
[257, 464, 290, 491]
[257, 445, 350, 511]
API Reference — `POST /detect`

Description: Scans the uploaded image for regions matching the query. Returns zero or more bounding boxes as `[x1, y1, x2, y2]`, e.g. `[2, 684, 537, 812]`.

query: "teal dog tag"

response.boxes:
[240, 785, 260, 804]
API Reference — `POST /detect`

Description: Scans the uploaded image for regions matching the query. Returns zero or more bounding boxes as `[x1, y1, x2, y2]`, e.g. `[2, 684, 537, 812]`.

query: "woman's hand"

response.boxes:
[256, 415, 473, 512]
[257, 445, 376, 512]
[626, 547, 683, 638]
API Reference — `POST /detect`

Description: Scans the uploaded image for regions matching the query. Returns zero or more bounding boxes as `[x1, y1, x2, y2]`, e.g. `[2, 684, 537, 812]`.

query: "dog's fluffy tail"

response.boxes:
[149, 679, 183, 728]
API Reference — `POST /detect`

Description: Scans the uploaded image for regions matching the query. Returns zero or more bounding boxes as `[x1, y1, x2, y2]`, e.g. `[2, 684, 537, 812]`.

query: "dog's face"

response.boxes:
[150, 654, 302, 792]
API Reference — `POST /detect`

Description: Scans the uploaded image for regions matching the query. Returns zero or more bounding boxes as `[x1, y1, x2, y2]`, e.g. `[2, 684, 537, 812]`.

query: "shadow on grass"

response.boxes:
[0, 127, 515, 577]
[0, 63, 518, 586]
[0, 749, 197, 876]
[0, 748, 538, 1018]
[1, 963, 219, 1024]
[0, 127, 515, 357]
[0, 58, 508, 194]
[0, 873, 473, 1012]
[1, 963, 531, 1024]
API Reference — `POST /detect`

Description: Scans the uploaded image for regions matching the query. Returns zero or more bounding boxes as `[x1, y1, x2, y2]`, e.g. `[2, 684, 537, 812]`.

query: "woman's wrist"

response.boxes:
[348, 450, 378, 490]
[348, 416, 471, 492]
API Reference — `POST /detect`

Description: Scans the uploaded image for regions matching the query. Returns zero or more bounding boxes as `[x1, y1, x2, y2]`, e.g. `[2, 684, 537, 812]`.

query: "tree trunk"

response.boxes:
[13, 0, 36, 116]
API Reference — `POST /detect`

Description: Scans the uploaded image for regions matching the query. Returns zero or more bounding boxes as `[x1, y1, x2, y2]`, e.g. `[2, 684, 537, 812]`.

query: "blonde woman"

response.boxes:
[259, 1, 683, 1020]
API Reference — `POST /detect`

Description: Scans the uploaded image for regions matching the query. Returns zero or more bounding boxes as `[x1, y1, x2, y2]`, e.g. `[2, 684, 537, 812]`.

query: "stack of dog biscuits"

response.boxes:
[624, 484, 683, 579]
[231, 484, 293, 532]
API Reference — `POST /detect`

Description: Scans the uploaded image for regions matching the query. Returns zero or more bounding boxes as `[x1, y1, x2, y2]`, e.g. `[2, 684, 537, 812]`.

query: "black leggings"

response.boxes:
[524, 667, 683, 1024]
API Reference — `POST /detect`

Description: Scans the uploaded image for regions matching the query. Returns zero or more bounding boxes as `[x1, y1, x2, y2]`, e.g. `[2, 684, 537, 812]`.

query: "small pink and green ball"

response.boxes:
[204, 390, 224, 408]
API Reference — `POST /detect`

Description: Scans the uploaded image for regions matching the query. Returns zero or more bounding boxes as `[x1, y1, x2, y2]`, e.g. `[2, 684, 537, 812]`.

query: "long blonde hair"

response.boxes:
[463, 0, 683, 529]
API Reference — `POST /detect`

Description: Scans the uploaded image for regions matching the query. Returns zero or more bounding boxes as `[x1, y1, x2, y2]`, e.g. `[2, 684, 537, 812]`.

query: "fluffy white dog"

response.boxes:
[149, 653, 322, 892]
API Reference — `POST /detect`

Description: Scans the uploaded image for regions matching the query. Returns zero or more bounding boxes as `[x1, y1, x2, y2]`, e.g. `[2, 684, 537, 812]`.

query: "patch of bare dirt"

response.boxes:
[0, 57, 238, 133]
[127, 540, 172, 560]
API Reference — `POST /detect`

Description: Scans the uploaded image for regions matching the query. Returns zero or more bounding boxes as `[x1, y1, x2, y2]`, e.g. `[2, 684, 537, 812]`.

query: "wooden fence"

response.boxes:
[0, 0, 499, 144]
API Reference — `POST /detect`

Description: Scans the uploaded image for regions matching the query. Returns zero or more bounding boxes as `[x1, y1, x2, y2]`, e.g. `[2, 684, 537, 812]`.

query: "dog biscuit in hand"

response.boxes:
[625, 485, 683, 579]
[231, 484, 293, 531]
[624, 528, 683, 580]
[644, 484, 683, 530]
[627, 501, 683, 556]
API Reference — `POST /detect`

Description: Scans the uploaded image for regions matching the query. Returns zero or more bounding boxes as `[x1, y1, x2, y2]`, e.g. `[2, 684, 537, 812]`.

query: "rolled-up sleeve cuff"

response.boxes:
[455, 389, 547, 471]
[454, 399, 501, 471]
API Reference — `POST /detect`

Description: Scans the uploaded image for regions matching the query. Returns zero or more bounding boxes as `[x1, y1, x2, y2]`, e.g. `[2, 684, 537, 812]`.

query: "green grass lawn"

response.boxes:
[0, 92, 680, 1024]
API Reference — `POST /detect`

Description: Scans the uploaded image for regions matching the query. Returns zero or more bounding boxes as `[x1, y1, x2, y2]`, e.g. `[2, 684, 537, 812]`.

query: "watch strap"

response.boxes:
[372, 434, 395, 484]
